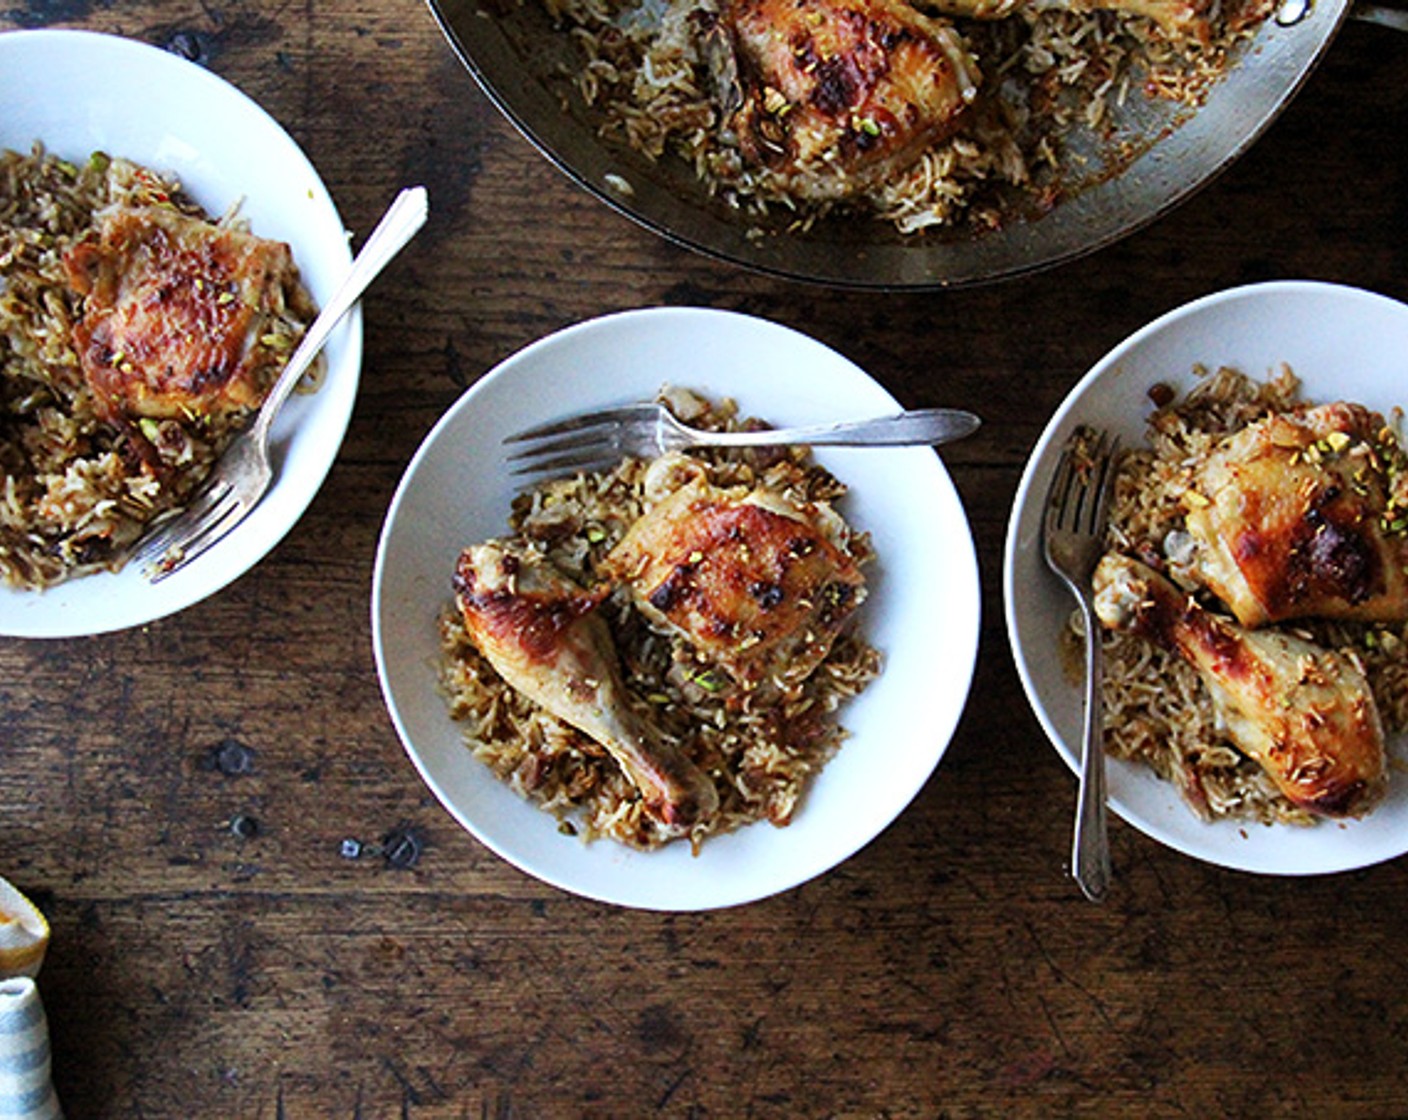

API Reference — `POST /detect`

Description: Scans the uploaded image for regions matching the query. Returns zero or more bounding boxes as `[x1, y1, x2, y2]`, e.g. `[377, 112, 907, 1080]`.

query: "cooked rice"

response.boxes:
[542, 0, 1274, 232]
[0, 143, 313, 590]
[1078, 365, 1408, 825]
[437, 388, 882, 851]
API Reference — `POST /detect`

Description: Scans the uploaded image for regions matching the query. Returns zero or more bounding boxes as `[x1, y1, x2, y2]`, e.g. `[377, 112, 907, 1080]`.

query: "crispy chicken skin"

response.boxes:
[1180, 403, 1408, 628]
[603, 476, 867, 692]
[708, 0, 980, 201]
[454, 540, 719, 832]
[1094, 553, 1388, 819]
[63, 205, 309, 425]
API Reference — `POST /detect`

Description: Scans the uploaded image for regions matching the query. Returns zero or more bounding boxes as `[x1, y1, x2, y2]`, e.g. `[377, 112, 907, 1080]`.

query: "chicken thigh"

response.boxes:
[1093, 553, 1387, 819]
[708, 0, 980, 201]
[1179, 403, 1408, 628]
[64, 204, 312, 425]
[454, 540, 720, 832]
[603, 476, 867, 693]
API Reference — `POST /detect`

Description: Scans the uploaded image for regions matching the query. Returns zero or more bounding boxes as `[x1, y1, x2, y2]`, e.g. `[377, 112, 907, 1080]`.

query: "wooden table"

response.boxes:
[2, 3, 1406, 1115]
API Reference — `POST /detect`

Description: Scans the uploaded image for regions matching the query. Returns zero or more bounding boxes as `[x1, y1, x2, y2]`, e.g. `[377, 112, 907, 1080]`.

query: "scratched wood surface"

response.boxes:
[2, 1, 1408, 1116]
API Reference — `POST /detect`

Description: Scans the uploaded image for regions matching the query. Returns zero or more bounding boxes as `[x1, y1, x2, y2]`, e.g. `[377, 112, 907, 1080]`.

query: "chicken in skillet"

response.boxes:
[603, 470, 868, 694]
[702, 0, 1223, 204]
[1093, 553, 1388, 819]
[454, 539, 720, 833]
[1176, 403, 1408, 628]
[706, 0, 981, 202]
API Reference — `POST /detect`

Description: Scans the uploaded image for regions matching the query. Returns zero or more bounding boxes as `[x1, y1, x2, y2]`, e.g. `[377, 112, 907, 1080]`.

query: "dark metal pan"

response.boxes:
[427, 0, 1378, 288]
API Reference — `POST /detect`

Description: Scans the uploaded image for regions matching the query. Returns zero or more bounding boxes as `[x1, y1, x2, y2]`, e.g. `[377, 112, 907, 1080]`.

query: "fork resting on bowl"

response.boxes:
[506, 401, 981, 478]
[1042, 426, 1120, 902]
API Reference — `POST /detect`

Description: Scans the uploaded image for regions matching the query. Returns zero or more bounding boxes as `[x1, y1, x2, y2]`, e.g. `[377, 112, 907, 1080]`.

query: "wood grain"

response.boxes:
[3, 2, 1408, 1115]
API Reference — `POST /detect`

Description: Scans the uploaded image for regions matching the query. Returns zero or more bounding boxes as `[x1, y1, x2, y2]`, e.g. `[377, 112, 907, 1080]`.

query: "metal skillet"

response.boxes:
[427, 0, 1395, 289]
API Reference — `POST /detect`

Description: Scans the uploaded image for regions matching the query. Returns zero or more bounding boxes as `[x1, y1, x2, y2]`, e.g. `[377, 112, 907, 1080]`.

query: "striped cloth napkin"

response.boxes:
[0, 878, 61, 1120]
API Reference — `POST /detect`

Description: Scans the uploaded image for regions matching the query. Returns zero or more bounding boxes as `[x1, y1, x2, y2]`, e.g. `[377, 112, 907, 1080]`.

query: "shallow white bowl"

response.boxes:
[1005, 280, 1408, 876]
[373, 307, 981, 910]
[0, 29, 358, 638]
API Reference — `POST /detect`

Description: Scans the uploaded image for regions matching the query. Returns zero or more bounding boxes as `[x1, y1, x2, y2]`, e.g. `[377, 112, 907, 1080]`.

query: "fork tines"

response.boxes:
[504, 402, 659, 478]
[505, 426, 624, 467]
[1048, 427, 1120, 534]
[128, 479, 238, 582]
[502, 405, 651, 444]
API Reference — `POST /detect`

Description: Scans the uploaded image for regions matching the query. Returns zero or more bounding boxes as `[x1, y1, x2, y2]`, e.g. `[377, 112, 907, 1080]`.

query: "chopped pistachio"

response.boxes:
[689, 668, 727, 693]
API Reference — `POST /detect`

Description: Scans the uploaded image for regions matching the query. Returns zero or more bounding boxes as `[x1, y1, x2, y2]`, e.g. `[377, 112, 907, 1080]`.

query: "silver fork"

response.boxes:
[130, 185, 429, 583]
[1042, 427, 1120, 902]
[505, 402, 981, 478]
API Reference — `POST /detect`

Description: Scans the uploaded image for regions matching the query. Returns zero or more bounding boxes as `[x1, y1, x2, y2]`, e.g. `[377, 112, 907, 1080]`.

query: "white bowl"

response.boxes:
[1005, 280, 1408, 876]
[372, 307, 981, 910]
[0, 29, 358, 637]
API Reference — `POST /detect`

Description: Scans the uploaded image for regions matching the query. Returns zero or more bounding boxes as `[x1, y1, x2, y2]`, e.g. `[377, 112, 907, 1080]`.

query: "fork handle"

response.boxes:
[251, 185, 430, 446]
[1072, 594, 1111, 902]
[692, 408, 980, 448]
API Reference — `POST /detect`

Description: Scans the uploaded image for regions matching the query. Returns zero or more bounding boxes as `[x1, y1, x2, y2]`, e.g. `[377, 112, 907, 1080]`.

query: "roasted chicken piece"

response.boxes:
[1178, 403, 1408, 628]
[926, 0, 1214, 43]
[707, 0, 980, 201]
[1094, 553, 1388, 819]
[454, 540, 719, 832]
[64, 204, 312, 425]
[603, 475, 867, 693]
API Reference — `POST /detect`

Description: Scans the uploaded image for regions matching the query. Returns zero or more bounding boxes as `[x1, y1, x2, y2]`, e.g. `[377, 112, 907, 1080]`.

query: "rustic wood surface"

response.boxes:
[2, 2, 1407, 1116]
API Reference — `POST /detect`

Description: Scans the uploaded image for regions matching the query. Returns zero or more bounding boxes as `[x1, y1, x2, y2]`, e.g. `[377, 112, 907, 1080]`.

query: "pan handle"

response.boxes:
[1351, 0, 1408, 31]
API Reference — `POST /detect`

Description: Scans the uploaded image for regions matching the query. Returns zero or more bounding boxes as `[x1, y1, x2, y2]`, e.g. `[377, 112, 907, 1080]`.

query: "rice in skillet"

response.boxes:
[438, 388, 881, 851]
[0, 143, 316, 590]
[1082, 366, 1408, 825]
